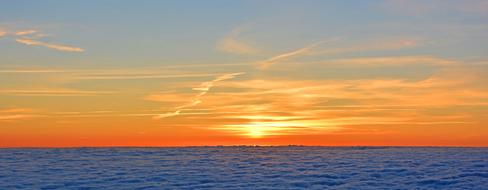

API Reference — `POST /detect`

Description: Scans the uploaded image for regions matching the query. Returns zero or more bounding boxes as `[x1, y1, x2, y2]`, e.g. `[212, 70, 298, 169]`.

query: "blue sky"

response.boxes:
[1, 0, 487, 67]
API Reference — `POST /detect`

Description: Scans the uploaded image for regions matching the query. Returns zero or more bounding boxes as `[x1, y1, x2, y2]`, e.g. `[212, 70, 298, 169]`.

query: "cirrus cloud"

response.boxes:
[0, 27, 84, 52]
[217, 25, 258, 55]
[15, 38, 84, 52]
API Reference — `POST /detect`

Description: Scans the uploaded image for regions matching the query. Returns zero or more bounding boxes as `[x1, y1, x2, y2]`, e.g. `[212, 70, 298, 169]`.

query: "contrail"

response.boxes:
[153, 72, 245, 119]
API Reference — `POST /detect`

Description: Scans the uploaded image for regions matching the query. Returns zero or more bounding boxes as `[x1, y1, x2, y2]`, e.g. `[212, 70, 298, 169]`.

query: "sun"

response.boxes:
[221, 120, 299, 138]
[245, 125, 266, 138]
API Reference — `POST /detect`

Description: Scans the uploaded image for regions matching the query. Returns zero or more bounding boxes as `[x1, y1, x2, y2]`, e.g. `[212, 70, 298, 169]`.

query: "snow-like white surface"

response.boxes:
[0, 147, 487, 189]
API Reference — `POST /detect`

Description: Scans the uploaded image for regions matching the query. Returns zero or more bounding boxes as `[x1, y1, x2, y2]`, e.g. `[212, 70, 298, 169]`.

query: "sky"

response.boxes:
[1, 0, 488, 147]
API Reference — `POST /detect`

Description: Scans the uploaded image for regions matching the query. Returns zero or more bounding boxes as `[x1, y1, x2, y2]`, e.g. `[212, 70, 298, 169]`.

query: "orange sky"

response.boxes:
[1, 1, 488, 147]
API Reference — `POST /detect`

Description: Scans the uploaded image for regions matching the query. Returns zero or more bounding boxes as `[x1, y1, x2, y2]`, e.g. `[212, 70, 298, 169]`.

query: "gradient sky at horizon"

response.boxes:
[1, 0, 488, 147]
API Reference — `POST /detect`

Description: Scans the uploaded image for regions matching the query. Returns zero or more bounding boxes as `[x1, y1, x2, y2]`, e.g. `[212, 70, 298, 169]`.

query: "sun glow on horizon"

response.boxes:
[214, 115, 341, 138]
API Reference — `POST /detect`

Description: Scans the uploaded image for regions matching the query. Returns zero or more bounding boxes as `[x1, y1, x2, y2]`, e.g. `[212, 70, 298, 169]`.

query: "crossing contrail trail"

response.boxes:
[153, 72, 245, 119]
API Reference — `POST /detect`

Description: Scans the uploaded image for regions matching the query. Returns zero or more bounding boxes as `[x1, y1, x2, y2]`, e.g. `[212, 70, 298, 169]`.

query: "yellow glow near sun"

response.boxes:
[224, 122, 291, 138]
[213, 114, 343, 138]
[222, 121, 312, 138]
[216, 115, 299, 138]
[246, 125, 266, 138]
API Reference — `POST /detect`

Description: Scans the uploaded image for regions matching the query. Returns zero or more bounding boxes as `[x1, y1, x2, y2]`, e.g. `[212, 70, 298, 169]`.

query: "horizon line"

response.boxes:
[1, 145, 487, 149]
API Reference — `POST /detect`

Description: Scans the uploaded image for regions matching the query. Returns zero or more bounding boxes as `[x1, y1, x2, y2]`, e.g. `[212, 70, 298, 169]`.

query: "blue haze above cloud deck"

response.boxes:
[1, 147, 487, 189]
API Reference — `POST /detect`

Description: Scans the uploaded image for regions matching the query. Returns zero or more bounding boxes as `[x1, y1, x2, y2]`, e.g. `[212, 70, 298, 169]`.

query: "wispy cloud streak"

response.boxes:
[0, 89, 113, 96]
[315, 55, 455, 66]
[308, 39, 418, 56]
[0, 69, 67, 73]
[75, 73, 217, 80]
[258, 40, 334, 69]
[16, 38, 84, 52]
[218, 25, 258, 54]
[0, 108, 36, 121]
[383, 0, 488, 16]
[0, 27, 84, 52]
[15, 30, 37, 36]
